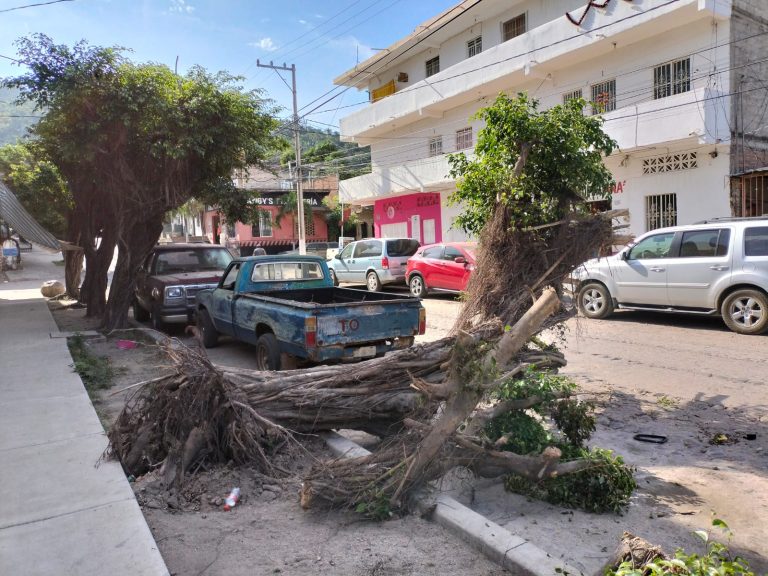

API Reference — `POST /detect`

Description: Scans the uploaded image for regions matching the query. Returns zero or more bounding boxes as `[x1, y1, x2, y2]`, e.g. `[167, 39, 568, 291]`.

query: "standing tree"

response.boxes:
[4, 34, 279, 329]
[0, 141, 80, 295]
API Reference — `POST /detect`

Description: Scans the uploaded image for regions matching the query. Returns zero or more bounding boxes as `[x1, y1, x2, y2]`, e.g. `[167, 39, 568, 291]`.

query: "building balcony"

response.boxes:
[604, 86, 730, 150]
[339, 154, 459, 204]
[340, 0, 730, 142]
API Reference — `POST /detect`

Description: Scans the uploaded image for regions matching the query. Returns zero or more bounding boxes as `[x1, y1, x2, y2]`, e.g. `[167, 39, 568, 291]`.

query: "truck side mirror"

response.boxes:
[335, 253, 342, 260]
[620, 250, 629, 261]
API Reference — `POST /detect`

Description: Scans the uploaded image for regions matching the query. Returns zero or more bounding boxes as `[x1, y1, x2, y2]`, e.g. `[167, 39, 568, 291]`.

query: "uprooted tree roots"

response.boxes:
[108, 209, 619, 511]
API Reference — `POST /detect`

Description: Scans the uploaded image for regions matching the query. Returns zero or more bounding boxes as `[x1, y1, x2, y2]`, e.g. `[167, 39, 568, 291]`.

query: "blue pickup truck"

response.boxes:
[195, 255, 425, 370]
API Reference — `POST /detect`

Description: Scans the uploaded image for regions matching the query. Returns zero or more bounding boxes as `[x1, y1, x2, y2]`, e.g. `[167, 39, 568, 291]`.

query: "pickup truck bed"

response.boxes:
[196, 256, 425, 370]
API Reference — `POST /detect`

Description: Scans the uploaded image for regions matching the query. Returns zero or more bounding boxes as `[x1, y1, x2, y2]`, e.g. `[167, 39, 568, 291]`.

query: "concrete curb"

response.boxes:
[321, 432, 581, 576]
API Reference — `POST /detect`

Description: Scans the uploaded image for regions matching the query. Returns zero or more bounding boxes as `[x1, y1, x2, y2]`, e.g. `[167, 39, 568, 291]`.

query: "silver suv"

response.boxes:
[573, 218, 768, 335]
[327, 237, 420, 291]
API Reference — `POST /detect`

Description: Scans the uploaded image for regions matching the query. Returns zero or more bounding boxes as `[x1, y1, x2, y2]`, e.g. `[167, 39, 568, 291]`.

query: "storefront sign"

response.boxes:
[610, 180, 627, 194]
[566, 0, 634, 27]
[249, 192, 327, 207]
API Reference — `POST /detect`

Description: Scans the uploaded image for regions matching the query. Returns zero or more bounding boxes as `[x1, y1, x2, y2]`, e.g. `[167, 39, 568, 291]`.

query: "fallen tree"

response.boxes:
[108, 93, 626, 511]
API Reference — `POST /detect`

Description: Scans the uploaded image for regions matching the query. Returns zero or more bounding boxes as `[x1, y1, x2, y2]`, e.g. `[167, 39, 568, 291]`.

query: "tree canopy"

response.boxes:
[4, 34, 279, 329]
[0, 141, 70, 238]
[448, 93, 616, 237]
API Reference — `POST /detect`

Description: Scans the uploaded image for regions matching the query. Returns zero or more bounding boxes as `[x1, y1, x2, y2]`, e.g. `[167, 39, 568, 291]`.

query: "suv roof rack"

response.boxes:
[693, 216, 768, 224]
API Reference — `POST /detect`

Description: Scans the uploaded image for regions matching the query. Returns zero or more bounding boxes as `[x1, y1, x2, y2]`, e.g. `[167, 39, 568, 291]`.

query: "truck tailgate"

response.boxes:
[314, 300, 420, 347]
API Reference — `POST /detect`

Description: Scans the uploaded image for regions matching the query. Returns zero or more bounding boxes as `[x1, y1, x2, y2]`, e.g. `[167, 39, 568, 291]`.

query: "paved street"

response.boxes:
[161, 288, 767, 571]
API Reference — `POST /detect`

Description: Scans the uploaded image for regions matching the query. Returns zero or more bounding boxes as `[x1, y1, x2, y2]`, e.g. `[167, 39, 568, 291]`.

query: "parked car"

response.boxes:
[405, 242, 477, 297]
[133, 243, 233, 330]
[327, 238, 420, 291]
[195, 255, 425, 370]
[571, 218, 768, 335]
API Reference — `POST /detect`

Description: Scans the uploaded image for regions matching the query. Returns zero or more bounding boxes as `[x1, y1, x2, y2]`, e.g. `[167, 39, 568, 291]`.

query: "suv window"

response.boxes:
[386, 239, 420, 257]
[627, 232, 674, 260]
[679, 229, 730, 258]
[745, 226, 768, 256]
[354, 240, 383, 258]
[422, 246, 443, 259]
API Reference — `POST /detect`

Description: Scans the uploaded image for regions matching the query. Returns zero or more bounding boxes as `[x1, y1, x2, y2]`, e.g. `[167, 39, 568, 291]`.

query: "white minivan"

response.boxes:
[327, 238, 420, 291]
[572, 218, 768, 335]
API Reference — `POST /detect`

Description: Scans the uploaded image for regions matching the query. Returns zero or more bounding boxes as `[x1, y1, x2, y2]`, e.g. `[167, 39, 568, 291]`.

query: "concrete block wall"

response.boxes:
[730, 0, 768, 175]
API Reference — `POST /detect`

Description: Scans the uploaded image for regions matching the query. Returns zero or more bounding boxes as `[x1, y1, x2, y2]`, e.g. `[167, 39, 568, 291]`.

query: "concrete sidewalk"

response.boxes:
[0, 248, 168, 575]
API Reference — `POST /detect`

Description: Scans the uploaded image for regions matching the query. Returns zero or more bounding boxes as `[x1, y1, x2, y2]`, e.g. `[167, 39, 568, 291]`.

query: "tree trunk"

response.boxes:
[81, 229, 116, 318]
[63, 249, 83, 299]
[101, 217, 162, 331]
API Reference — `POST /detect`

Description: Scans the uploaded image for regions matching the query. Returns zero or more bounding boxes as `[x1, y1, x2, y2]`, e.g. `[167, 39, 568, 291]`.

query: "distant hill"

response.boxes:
[0, 88, 39, 146]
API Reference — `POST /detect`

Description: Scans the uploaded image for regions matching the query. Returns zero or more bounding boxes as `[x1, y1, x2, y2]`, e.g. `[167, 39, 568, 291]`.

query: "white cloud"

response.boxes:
[169, 0, 194, 14]
[298, 19, 307, 25]
[249, 37, 278, 52]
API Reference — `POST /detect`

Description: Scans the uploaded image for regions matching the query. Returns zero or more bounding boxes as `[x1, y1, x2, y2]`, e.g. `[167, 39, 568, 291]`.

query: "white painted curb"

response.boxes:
[321, 432, 582, 576]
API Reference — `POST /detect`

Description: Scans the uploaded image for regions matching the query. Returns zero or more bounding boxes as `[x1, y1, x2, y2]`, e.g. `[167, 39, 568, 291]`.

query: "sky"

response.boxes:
[0, 0, 458, 131]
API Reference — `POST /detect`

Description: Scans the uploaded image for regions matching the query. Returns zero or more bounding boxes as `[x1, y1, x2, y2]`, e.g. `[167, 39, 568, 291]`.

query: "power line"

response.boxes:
[0, 0, 75, 14]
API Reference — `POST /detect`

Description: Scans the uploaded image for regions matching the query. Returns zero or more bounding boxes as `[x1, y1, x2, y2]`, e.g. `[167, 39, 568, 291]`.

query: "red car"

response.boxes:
[405, 242, 477, 297]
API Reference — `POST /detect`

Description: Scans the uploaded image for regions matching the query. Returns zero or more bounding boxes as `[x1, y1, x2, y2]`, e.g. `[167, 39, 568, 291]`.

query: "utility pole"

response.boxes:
[257, 60, 306, 255]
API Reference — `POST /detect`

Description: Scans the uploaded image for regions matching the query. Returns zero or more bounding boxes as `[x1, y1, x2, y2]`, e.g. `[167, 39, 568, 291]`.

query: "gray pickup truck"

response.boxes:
[195, 255, 425, 370]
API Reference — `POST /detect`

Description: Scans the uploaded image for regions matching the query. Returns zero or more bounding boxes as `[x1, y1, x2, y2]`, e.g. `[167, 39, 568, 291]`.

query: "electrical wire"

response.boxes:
[0, 0, 74, 13]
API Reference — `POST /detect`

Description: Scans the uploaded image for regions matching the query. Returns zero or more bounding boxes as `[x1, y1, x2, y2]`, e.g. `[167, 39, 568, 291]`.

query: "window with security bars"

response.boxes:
[563, 89, 583, 104]
[642, 152, 697, 174]
[251, 211, 273, 237]
[741, 174, 768, 217]
[502, 14, 526, 41]
[467, 36, 482, 58]
[591, 80, 616, 114]
[654, 58, 690, 99]
[645, 194, 677, 231]
[425, 56, 440, 77]
[428, 136, 443, 157]
[455, 127, 472, 150]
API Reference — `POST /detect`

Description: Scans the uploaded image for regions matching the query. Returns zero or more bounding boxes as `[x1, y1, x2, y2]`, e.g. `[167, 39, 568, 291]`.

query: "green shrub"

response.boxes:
[607, 518, 755, 576]
[68, 334, 115, 393]
[504, 447, 636, 514]
[551, 399, 596, 448]
[485, 411, 552, 455]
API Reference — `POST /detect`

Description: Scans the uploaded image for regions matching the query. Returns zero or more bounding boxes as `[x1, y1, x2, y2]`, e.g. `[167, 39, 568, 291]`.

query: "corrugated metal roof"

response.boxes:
[0, 181, 61, 251]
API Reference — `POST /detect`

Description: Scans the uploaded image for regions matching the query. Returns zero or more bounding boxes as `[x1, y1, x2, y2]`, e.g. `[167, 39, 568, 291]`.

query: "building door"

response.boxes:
[410, 215, 421, 243]
[423, 219, 436, 244]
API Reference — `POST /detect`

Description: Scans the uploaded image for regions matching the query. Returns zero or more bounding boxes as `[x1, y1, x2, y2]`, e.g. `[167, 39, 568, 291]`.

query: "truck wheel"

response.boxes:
[151, 306, 165, 331]
[132, 299, 150, 322]
[329, 268, 339, 287]
[255, 333, 281, 371]
[409, 275, 427, 298]
[721, 289, 768, 335]
[578, 282, 614, 319]
[366, 271, 381, 292]
[196, 308, 219, 348]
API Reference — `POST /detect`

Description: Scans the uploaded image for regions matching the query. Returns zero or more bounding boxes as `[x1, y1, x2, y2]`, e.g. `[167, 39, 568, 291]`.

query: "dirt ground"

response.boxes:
[49, 300, 768, 576]
[49, 301, 507, 576]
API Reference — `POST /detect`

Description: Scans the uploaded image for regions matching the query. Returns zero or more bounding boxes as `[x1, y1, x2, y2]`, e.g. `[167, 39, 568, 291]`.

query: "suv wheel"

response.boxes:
[132, 298, 150, 322]
[255, 332, 281, 370]
[366, 271, 381, 292]
[578, 282, 614, 319]
[721, 289, 768, 335]
[409, 275, 427, 298]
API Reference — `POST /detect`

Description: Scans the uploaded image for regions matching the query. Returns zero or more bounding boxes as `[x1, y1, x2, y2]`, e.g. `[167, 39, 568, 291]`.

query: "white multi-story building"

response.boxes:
[335, 0, 768, 243]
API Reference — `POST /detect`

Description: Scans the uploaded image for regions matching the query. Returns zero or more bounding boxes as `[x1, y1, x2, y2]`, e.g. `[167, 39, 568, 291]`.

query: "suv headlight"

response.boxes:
[165, 286, 184, 300]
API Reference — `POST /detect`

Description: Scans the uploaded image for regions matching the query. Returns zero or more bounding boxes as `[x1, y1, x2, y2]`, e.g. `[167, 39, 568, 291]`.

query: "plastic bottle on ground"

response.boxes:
[223, 487, 241, 511]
